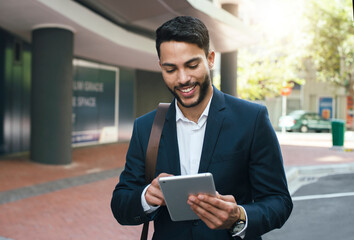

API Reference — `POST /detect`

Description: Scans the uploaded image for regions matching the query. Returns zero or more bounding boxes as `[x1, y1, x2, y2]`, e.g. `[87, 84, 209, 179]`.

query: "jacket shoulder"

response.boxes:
[136, 110, 156, 125]
[223, 94, 266, 114]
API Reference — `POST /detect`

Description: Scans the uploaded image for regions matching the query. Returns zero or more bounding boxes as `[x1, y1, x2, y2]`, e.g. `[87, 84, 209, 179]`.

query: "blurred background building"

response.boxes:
[1, 0, 352, 164]
[0, 0, 258, 163]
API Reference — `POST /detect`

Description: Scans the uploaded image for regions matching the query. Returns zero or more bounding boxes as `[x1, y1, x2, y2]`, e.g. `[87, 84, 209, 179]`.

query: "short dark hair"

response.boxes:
[155, 16, 210, 58]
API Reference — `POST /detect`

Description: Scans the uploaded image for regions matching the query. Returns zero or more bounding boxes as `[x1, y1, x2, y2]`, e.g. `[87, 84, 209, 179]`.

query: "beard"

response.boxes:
[167, 74, 211, 108]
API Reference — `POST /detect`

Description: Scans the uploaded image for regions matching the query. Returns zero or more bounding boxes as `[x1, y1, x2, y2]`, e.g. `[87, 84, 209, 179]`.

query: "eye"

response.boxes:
[165, 68, 176, 73]
[189, 64, 198, 69]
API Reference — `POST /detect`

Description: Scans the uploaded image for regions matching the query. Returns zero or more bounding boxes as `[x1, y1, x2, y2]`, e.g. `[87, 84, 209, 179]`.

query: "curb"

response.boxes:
[285, 163, 354, 195]
[286, 162, 354, 177]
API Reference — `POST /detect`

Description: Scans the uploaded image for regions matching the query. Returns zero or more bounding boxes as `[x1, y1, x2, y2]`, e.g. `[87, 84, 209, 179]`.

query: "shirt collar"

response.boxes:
[175, 94, 213, 124]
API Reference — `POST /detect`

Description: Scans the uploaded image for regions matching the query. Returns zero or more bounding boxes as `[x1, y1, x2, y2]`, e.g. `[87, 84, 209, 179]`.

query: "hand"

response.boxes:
[187, 192, 241, 230]
[145, 173, 173, 206]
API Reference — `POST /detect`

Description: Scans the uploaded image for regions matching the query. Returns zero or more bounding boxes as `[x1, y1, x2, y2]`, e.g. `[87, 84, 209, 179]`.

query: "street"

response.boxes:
[266, 131, 354, 239]
[264, 173, 354, 240]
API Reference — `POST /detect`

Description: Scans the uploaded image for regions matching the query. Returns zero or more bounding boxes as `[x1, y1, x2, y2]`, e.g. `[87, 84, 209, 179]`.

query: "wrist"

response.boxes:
[229, 206, 246, 236]
[238, 205, 246, 222]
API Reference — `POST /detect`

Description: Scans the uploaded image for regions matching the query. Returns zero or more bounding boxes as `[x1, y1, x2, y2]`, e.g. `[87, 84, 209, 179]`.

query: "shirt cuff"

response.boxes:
[141, 184, 160, 214]
[231, 206, 248, 239]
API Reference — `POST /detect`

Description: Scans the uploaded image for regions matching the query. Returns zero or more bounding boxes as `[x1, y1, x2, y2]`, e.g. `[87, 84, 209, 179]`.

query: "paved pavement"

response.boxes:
[0, 132, 353, 239]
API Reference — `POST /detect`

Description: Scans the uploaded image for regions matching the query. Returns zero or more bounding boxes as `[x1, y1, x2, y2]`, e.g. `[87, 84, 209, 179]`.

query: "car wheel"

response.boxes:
[300, 125, 308, 133]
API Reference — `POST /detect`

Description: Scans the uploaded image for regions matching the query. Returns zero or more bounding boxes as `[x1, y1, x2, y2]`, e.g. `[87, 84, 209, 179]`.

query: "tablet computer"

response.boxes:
[158, 173, 216, 221]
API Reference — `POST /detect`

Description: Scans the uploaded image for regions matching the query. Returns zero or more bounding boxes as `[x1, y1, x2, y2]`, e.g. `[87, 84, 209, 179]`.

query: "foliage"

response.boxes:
[238, 51, 304, 100]
[237, 0, 306, 100]
[237, 0, 353, 100]
[300, 0, 354, 92]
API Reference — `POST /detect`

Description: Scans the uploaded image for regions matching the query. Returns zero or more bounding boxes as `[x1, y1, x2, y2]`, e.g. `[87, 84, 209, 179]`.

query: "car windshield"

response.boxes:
[288, 111, 305, 118]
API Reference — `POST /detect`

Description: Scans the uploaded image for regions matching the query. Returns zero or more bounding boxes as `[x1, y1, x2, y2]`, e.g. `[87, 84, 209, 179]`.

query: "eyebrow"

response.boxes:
[161, 57, 201, 67]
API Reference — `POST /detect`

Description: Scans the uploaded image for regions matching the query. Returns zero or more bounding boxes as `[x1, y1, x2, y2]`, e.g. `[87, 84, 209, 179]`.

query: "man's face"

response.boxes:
[159, 41, 214, 109]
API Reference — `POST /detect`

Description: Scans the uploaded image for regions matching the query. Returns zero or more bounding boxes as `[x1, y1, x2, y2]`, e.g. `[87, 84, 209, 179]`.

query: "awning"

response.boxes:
[0, 0, 257, 71]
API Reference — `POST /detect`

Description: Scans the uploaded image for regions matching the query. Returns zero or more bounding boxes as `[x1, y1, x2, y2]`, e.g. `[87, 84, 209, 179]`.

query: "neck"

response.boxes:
[178, 85, 213, 123]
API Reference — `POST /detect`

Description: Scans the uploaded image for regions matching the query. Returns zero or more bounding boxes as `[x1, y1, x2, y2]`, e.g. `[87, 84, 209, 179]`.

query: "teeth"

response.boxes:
[180, 86, 194, 93]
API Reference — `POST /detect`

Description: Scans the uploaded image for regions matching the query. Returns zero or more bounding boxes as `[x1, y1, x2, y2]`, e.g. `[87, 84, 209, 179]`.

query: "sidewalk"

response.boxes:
[0, 143, 148, 240]
[0, 133, 354, 240]
[278, 132, 354, 166]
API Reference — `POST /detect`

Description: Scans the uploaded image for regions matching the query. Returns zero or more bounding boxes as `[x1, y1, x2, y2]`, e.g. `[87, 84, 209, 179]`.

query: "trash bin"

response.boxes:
[331, 119, 346, 147]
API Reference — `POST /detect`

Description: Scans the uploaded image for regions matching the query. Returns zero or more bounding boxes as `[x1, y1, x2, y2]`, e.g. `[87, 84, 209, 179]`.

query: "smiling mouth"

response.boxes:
[180, 85, 195, 93]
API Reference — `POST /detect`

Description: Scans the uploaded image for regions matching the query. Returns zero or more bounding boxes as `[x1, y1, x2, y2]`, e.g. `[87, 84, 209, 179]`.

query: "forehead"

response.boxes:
[159, 41, 206, 64]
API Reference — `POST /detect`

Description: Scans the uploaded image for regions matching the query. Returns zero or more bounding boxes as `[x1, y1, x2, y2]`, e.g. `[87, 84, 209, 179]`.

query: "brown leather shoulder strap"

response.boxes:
[141, 103, 170, 240]
[145, 103, 170, 183]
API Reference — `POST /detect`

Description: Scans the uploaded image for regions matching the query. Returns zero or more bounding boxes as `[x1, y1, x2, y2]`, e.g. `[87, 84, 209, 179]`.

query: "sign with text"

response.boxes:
[319, 97, 333, 120]
[72, 59, 118, 145]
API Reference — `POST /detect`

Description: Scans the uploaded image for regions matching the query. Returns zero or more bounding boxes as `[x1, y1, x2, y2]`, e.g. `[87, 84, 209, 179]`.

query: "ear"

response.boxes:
[207, 50, 215, 69]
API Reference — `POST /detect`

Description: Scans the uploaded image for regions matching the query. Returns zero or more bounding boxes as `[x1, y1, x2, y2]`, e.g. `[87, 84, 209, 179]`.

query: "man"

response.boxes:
[111, 16, 292, 240]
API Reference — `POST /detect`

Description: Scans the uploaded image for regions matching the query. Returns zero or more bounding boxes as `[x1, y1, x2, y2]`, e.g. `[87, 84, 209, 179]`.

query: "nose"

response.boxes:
[177, 69, 190, 85]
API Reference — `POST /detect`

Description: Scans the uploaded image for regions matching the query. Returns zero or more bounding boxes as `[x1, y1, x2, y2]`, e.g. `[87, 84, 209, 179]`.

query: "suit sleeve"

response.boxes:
[243, 106, 293, 239]
[111, 118, 152, 225]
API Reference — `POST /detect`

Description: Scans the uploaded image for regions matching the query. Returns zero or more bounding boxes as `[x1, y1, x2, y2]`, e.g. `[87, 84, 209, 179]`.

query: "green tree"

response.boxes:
[237, 0, 305, 101]
[237, 0, 353, 101]
[238, 34, 307, 101]
[301, 0, 354, 95]
[238, 52, 304, 100]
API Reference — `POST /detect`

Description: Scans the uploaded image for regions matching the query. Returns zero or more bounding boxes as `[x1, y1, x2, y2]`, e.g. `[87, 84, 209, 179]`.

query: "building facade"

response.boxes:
[0, 0, 255, 163]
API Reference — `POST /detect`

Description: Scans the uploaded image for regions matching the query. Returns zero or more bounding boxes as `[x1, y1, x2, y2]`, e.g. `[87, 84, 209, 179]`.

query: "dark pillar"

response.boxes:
[31, 26, 74, 164]
[220, 51, 238, 96]
[220, 3, 238, 97]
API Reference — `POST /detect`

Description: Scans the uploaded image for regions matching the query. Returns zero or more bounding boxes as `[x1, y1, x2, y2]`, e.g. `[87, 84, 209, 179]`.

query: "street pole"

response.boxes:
[282, 95, 287, 134]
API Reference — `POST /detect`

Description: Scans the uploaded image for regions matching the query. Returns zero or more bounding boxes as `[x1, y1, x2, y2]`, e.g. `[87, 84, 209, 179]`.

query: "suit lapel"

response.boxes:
[198, 87, 226, 173]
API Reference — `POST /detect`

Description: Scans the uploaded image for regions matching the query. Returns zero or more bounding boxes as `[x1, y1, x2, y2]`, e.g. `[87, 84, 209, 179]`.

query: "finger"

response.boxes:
[150, 173, 173, 191]
[146, 191, 165, 206]
[200, 194, 237, 212]
[146, 184, 165, 206]
[150, 173, 174, 189]
[197, 194, 226, 210]
[218, 194, 237, 204]
[189, 198, 224, 229]
[188, 194, 219, 212]
[195, 210, 220, 229]
[150, 178, 161, 188]
[198, 195, 233, 219]
[157, 173, 174, 179]
[146, 194, 165, 206]
[191, 194, 239, 228]
[148, 185, 164, 200]
[189, 195, 226, 220]
[147, 173, 173, 206]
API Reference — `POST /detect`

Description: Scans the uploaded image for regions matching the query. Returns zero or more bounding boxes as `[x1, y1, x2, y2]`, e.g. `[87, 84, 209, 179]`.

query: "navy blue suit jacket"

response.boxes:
[111, 87, 292, 240]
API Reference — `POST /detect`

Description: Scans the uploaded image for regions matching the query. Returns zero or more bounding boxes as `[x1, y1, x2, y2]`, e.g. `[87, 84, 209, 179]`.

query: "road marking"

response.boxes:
[292, 192, 354, 201]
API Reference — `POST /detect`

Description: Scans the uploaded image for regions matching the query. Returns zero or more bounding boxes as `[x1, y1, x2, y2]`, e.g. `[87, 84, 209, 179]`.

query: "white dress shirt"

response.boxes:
[175, 97, 211, 175]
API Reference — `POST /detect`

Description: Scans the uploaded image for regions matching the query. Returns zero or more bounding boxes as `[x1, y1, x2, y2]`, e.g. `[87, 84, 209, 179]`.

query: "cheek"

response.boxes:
[194, 68, 208, 80]
[162, 74, 175, 88]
